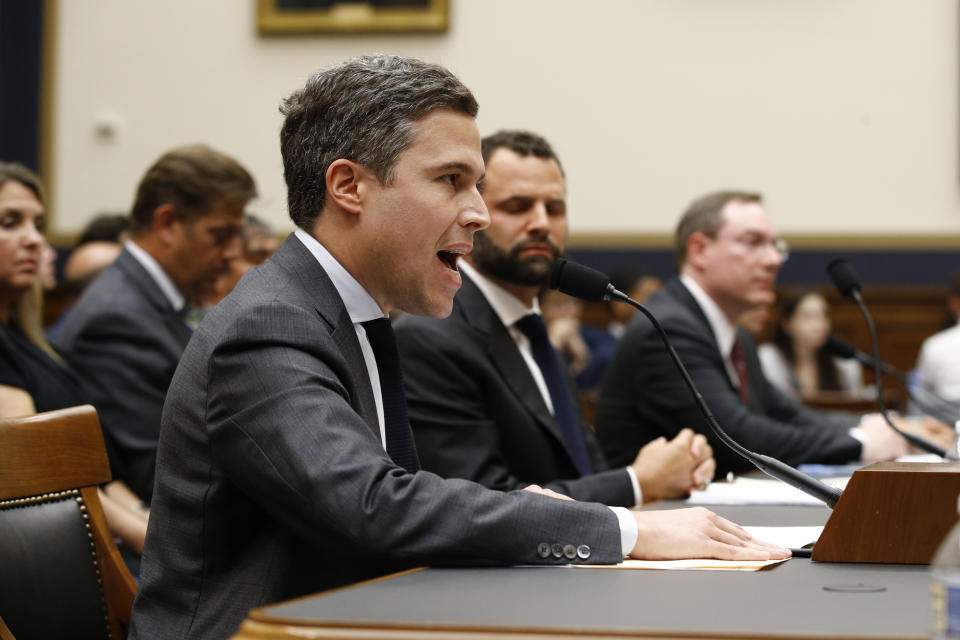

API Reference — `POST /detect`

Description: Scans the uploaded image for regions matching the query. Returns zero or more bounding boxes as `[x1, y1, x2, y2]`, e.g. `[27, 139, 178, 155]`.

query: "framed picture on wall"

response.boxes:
[257, 0, 449, 34]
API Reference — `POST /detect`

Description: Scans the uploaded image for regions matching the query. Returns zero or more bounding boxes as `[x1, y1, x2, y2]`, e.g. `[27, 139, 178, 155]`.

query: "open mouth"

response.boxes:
[437, 250, 463, 272]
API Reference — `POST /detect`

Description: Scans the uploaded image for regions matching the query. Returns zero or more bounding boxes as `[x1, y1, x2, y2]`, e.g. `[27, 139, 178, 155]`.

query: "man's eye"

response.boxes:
[442, 174, 458, 187]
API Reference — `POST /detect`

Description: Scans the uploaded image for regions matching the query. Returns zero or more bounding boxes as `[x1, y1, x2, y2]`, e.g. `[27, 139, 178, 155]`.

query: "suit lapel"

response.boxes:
[114, 248, 193, 347]
[458, 275, 569, 449]
[271, 236, 380, 439]
[666, 278, 753, 407]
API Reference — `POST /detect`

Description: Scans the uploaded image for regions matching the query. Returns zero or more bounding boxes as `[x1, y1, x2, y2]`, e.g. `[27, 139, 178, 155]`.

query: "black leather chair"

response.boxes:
[0, 405, 137, 639]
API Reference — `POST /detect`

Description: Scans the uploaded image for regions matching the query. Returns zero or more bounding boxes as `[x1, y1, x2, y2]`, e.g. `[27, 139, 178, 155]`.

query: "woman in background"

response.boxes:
[758, 290, 862, 400]
[0, 161, 147, 556]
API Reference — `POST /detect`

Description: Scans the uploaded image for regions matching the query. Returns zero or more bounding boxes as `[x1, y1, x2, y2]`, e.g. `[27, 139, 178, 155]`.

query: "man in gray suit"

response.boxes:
[55, 145, 255, 504]
[128, 55, 787, 640]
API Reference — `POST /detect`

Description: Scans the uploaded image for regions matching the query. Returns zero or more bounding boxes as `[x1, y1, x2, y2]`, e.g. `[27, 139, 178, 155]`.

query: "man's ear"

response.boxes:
[325, 159, 368, 216]
[686, 231, 711, 270]
[152, 204, 182, 246]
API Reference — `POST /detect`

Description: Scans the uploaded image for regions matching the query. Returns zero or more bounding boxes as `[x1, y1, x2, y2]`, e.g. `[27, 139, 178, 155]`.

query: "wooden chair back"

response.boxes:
[0, 405, 137, 639]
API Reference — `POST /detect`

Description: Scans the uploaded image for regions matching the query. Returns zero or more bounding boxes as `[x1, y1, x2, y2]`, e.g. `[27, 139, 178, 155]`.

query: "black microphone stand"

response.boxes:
[827, 259, 956, 460]
[603, 284, 842, 508]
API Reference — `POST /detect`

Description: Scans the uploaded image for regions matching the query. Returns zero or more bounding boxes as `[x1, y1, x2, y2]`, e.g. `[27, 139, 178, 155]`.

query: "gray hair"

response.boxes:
[279, 54, 479, 229]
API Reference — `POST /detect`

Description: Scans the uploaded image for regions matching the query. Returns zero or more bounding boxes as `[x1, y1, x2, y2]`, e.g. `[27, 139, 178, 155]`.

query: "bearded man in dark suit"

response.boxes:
[396, 130, 715, 506]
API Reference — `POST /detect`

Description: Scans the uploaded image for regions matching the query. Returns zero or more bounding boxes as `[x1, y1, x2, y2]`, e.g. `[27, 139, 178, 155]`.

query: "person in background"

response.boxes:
[76, 212, 131, 245]
[241, 213, 280, 265]
[197, 214, 279, 310]
[0, 161, 147, 554]
[578, 267, 662, 391]
[54, 144, 255, 506]
[595, 190, 952, 476]
[758, 290, 862, 400]
[914, 268, 960, 408]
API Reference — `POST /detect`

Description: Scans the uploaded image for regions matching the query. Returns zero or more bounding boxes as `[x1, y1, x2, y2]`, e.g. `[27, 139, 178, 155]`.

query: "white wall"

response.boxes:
[50, 0, 960, 242]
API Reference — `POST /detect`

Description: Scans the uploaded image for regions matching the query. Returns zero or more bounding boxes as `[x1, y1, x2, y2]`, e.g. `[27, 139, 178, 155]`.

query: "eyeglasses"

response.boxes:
[731, 234, 790, 262]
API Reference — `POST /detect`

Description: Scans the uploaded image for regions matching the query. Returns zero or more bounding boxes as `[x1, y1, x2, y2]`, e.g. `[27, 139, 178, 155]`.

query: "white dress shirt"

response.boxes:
[916, 323, 960, 403]
[294, 229, 389, 446]
[125, 239, 185, 313]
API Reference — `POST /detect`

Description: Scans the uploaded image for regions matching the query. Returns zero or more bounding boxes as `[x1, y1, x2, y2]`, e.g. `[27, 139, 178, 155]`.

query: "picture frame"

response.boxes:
[257, 0, 449, 34]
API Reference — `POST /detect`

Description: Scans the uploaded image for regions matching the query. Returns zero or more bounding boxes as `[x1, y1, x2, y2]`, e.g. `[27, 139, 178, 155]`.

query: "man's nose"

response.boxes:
[525, 203, 550, 234]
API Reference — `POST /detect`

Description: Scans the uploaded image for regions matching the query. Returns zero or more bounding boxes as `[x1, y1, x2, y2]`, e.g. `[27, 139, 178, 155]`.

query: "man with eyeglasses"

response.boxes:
[594, 190, 917, 476]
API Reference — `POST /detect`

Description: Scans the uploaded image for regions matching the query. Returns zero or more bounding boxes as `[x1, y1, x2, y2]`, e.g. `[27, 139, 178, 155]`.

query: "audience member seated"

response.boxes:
[578, 267, 661, 390]
[198, 214, 279, 310]
[45, 213, 129, 341]
[77, 211, 131, 245]
[758, 290, 862, 400]
[914, 268, 960, 410]
[54, 145, 256, 505]
[595, 190, 953, 476]
[0, 161, 147, 555]
[241, 213, 280, 265]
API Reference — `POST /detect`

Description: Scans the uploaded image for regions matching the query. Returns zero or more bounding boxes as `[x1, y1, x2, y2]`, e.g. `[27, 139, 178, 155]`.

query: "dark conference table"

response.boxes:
[230, 503, 932, 639]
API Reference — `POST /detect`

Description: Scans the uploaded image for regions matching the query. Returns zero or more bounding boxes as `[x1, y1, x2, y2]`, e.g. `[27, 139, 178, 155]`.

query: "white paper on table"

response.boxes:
[686, 476, 848, 506]
[574, 557, 789, 571]
[743, 525, 823, 549]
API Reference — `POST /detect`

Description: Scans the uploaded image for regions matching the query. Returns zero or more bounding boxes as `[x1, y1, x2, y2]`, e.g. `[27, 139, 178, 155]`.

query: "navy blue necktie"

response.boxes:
[361, 318, 419, 473]
[514, 314, 593, 476]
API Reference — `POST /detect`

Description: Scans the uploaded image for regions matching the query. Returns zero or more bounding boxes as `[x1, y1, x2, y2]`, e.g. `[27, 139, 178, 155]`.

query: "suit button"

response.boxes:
[537, 542, 551, 559]
[577, 545, 591, 560]
[563, 544, 577, 560]
[551, 543, 564, 558]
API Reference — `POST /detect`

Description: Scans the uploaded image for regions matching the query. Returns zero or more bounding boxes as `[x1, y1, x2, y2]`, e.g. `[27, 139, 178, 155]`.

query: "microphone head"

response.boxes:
[827, 259, 862, 299]
[549, 258, 612, 302]
[823, 335, 858, 360]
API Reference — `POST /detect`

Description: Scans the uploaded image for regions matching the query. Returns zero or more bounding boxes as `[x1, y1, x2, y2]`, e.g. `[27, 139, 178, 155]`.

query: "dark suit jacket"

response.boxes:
[394, 274, 634, 506]
[127, 236, 623, 640]
[594, 278, 861, 476]
[54, 247, 192, 502]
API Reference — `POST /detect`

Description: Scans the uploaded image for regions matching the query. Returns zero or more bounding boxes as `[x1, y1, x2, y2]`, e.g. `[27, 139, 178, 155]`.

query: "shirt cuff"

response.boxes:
[609, 506, 638, 557]
[624, 465, 643, 507]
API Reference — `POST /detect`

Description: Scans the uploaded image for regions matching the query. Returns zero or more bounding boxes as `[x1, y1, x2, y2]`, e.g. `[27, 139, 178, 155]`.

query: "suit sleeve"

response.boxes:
[394, 317, 635, 506]
[195, 303, 625, 566]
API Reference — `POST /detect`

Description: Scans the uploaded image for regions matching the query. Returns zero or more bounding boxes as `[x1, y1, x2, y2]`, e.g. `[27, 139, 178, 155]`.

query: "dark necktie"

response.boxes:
[514, 314, 593, 476]
[361, 318, 419, 472]
[730, 337, 750, 406]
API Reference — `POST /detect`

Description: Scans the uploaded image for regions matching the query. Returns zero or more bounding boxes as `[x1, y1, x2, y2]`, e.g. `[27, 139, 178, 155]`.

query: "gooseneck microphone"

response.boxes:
[823, 335, 959, 425]
[826, 259, 952, 459]
[550, 258, 842, 508]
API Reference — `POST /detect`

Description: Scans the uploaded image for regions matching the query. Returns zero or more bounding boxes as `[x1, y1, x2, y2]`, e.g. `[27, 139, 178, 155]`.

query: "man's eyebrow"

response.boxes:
[433, 161, 481, 176]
